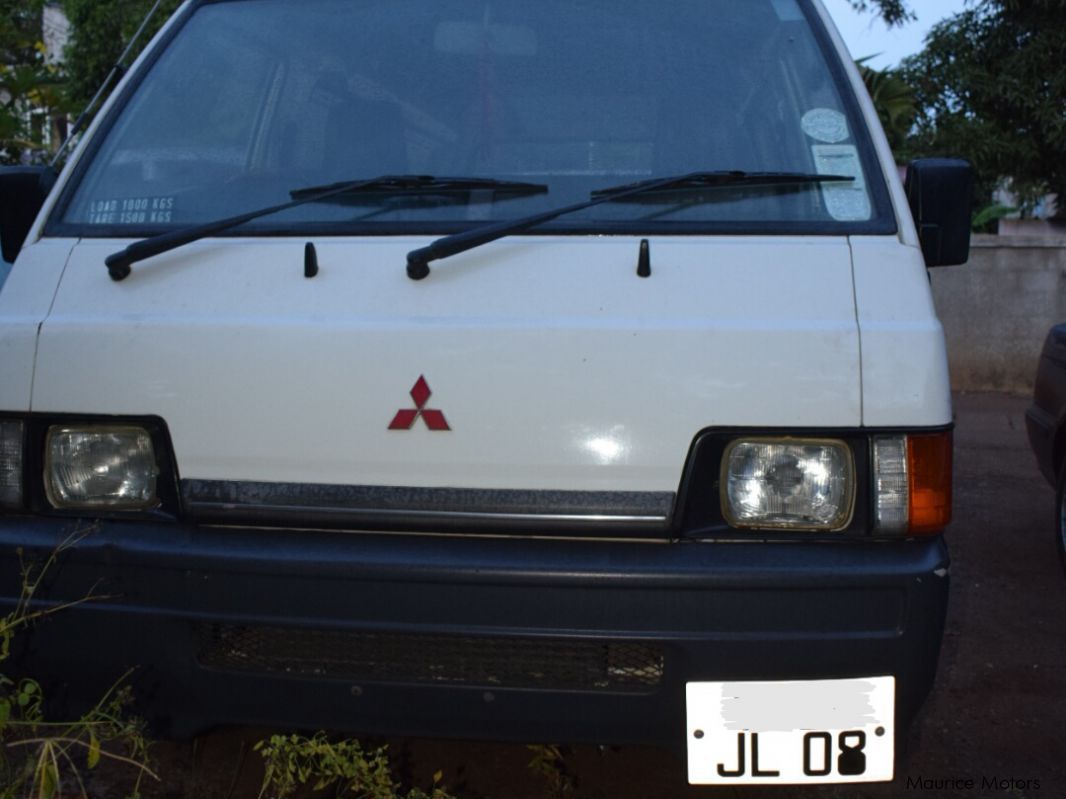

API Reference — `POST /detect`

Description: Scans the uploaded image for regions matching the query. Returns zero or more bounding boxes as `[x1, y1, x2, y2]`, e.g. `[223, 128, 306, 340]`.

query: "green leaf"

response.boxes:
[88, 733, 101, 769]
[35, 756, 58, 799]
[433, 770, 443, 784]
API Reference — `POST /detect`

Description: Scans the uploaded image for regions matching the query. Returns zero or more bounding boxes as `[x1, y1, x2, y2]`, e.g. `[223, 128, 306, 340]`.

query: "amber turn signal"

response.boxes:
[907, 431, 953, 535]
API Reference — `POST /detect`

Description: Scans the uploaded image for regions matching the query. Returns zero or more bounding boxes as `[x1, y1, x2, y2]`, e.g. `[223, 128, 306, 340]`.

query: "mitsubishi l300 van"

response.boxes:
[0, 0, 972, 786]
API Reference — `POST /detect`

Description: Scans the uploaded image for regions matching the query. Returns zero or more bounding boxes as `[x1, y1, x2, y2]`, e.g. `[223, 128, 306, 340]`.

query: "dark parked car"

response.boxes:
[1026, 323, 1066, 571]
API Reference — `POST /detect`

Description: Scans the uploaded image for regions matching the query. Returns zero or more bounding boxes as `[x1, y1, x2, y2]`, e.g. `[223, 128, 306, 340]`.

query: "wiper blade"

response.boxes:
[105, 174, 546, 281]
[405, 170, 853, 280]
[105, 174, 391, 281]
[290, 174, 548, 200]
[590, 170, 854, 198]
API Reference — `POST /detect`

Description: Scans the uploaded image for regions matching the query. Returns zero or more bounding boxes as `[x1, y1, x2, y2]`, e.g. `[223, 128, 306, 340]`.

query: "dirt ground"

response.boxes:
[92, 392, 1066, 799]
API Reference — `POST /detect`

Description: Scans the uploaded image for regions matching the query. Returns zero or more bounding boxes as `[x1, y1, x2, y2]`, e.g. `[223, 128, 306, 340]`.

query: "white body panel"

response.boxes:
[851, 238, 953, 427]
[0, 241, 75, 410]
[31, 236, 861, 491]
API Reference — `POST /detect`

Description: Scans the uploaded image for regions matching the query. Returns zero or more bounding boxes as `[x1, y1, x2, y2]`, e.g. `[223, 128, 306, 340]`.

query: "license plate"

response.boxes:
[686, 677, 895, 785]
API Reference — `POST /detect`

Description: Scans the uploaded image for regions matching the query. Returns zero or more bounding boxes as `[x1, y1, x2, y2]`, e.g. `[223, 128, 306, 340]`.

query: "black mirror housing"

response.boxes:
[0, 166, 58, 264]
[904, 158, 974, 267]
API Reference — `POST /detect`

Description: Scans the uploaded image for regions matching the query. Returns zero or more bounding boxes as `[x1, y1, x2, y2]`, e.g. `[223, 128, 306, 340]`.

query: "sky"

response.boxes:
[821, 0, 970, 70]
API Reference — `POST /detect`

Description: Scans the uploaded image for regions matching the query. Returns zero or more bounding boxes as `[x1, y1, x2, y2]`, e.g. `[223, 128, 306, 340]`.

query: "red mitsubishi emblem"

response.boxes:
[388, 376, 451, 431]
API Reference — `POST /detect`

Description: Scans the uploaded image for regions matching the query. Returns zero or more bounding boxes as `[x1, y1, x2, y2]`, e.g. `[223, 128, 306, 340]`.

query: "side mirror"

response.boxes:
[0, 166, 58, 264]
[904, 158, 973, 267]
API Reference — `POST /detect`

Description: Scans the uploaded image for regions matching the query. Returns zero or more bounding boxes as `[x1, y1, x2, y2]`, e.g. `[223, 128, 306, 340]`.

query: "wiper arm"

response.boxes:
[405, 170, 853, 280]
[105, 174, 393, 281]
[290, 174, 548, 201]
[105, 174, 547, 281]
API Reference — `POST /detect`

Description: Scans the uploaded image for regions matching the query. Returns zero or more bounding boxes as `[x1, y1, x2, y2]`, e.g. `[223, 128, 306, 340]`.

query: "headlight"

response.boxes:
[722, 438, 854, 531]
[0, 420, 23, 509]
[44, 425, 159, 510]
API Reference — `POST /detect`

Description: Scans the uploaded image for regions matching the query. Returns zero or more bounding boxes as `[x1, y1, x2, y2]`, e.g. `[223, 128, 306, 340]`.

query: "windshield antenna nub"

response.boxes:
[637, 239, 651, 278]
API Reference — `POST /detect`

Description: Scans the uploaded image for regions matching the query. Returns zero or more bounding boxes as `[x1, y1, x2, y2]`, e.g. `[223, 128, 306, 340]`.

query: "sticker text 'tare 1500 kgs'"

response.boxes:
[88, 197, 175, 225]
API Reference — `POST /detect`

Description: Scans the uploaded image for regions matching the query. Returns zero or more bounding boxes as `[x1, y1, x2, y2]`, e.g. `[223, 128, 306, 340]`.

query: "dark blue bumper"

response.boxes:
[0, 518, 949, 748]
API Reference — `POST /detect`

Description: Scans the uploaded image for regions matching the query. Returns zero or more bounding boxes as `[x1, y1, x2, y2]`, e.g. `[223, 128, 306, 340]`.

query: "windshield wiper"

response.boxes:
[405, 170, 853, 280]
[590, 170, 853, 198]
[290, 175, 548, 201]
[105, 174, 548, 281]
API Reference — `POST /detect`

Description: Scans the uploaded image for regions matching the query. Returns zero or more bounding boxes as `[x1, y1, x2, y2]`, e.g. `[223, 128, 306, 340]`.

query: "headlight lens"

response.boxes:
[45, 426, 159, 509]
[0, 421, 24, 509]
[722, 438, 855, 530]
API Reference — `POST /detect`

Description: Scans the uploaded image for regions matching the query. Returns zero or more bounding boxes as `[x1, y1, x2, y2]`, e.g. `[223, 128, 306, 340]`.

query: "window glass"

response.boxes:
[60, 0, 890, 234]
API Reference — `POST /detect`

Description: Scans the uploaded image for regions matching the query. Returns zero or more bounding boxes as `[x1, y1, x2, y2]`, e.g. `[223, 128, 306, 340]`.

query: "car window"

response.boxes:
[56, 0, 892, 236]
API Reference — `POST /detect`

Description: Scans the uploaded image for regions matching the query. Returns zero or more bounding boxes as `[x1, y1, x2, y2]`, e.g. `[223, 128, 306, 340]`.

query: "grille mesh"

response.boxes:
[197, 624, 663, 693]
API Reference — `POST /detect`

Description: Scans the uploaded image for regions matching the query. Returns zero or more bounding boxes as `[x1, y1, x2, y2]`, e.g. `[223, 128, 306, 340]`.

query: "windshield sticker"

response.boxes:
[87, 196, 175, 226]
[812, 144, 871, 222]
[801, 109, 850, 144]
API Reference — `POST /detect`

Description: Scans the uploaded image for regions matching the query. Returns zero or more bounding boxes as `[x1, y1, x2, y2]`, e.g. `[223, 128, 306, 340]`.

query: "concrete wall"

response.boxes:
[930, 236, 1066, 395]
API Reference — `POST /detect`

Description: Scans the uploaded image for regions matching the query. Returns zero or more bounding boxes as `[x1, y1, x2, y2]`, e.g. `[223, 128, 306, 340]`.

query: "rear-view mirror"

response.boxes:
[905, 158, 974, 267]
[0, 166, 57, 264]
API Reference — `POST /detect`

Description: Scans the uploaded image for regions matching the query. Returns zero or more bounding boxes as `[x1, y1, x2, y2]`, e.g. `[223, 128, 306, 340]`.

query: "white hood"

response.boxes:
[31, 235, 861, 495]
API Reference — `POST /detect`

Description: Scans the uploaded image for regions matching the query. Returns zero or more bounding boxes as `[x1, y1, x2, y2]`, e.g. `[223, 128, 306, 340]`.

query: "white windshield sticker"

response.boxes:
[801, 108, 850, 144]
[813, 144, 871, 222]
[86, 196, 176, 226]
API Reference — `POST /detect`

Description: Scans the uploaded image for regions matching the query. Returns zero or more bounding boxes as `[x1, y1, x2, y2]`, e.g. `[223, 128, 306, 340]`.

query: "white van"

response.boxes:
[0, 0, 971, 786]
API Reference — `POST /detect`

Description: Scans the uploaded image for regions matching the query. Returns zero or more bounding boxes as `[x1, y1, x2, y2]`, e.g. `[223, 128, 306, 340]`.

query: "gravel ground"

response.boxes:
[86, 392, 1066, 798]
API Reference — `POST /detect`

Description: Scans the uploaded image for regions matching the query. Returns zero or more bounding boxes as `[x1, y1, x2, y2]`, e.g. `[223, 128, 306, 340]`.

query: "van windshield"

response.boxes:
[56, 0, 893, 236]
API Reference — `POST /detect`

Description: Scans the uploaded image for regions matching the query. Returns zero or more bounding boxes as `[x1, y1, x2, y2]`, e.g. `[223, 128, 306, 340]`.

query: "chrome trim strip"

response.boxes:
[182, 480, 675, 532]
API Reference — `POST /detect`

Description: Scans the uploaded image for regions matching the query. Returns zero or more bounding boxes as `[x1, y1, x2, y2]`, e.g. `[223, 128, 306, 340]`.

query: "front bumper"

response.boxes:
[0, 518, 949, 748]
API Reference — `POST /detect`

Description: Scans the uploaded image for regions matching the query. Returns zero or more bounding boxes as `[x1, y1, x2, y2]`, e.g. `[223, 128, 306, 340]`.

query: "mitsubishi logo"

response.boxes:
[388, 376, 451, 431]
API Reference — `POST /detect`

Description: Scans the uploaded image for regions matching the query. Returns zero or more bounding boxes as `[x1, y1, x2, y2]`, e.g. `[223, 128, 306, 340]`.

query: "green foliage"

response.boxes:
[0, 530, 158, 799]
[900, 0, 1066, 213]
[847, 0, 914, 27]
[972, 203, 1018, 233]
[856, 57, 917, 152]
[61, 0, 182, 113]
[254, 733, 458, 799]
[0, 0, 67, 164]
[526, 744, 577, 799]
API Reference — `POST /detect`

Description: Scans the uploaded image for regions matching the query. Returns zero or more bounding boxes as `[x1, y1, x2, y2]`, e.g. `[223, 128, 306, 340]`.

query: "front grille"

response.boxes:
[197, 624, 664, 693]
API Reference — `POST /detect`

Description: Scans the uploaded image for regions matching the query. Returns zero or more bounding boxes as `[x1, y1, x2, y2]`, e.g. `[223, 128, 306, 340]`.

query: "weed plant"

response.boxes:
[0, 528, 156, 799]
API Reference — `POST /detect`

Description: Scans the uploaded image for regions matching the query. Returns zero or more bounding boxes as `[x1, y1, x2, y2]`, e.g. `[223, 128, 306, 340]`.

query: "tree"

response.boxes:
[856, 58, 916, 152]
[0, 0, 66, 164]
[900, 0, 1066, 213]
[62, 0, 181, 113]
[1, 1, 181, 164]
[848, 0, 914, 27]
